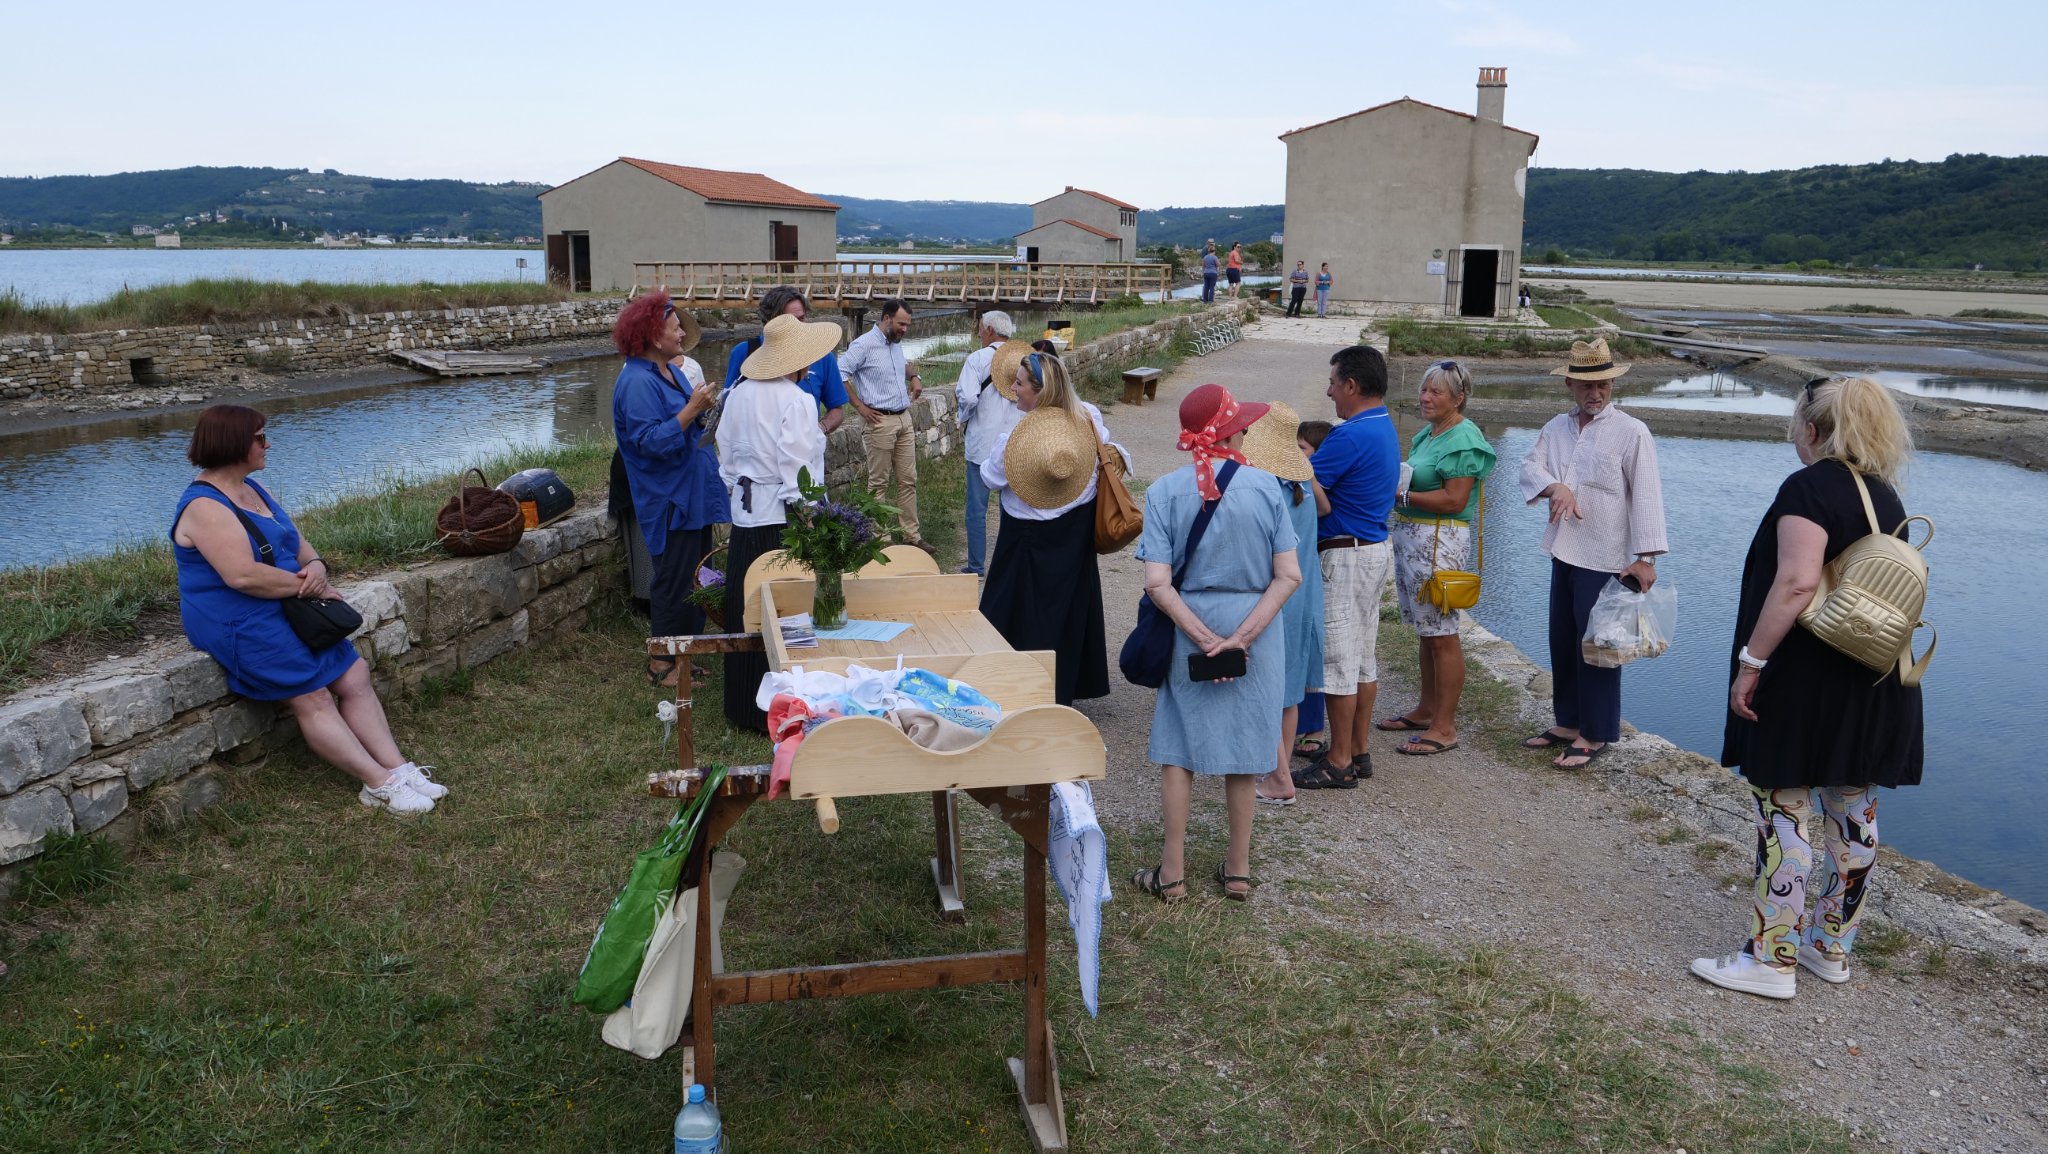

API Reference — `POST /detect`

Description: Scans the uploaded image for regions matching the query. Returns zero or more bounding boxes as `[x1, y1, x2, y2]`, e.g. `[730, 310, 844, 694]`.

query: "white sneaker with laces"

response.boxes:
[394, 762, 448, 801]
[1689, 951, 1796, 999]
[360, 776, 435, 815]
[1797, 942, 1852, 984]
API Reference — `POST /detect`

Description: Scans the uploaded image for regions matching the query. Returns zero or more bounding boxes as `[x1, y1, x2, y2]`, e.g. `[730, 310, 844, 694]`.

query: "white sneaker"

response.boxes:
[1797, 942, 1852, 984]
[1690, 951, 1796, 1000]
[393, 762, 448, 801]
[360, 776, 435, 814]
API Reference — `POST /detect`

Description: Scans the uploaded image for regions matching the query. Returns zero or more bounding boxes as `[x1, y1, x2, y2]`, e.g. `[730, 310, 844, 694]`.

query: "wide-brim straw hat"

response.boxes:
[1003, 408, 1099, 510]
[740, 313, 843, 381]
[671, 306, 702, 355]
[987, 339, 1035, 402]
[1240, 400, 1313, 482]
[1550, 336, 1631, 381]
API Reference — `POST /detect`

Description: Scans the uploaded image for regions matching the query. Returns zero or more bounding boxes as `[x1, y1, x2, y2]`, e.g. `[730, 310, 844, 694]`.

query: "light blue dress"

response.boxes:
[1137, 464, 1298, 775]
[1276, 482, 1324, 703]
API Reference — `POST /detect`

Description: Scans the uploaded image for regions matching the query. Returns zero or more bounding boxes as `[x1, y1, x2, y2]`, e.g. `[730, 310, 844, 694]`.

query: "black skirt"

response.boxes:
[722, 520, 785, 733]
[979, 503, 1109, 705]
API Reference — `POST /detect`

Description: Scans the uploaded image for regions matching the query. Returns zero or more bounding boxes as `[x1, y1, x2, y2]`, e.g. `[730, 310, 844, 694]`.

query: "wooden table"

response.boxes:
[646, 569, 1104, 1153]
[1119, 366, 1162, 406]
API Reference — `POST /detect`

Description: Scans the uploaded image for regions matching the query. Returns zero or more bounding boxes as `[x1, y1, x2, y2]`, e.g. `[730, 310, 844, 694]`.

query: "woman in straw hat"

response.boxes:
[1376, 359, 1496, 756]
[716, 312, 843, 730]
[611, 291, 726, 687]
[977, 351, 1114, 706]
[1131, 384, 1301, 901]
[1238, 402, 1324, 807]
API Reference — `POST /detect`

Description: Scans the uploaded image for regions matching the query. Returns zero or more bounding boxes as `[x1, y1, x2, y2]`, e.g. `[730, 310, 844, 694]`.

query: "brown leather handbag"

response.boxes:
[1092, 441, 1144, 554]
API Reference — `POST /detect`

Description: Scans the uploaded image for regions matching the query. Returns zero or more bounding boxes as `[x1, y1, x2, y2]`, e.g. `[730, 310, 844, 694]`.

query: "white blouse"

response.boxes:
[717, 376, 828, 527]
[980, 401, 1113, 521]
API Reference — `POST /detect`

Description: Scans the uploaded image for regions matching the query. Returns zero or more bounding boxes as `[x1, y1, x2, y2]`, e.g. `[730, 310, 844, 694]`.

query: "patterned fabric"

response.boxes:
[1176, 393, 1252, 501]
[1391, 519, 1472, 638]
[1748, 784, 1881, 968]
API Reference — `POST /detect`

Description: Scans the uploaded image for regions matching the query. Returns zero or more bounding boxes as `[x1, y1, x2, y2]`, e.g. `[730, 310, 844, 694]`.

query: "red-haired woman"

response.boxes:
[611, 291, 726, 685]
[172, 405, 442, 815]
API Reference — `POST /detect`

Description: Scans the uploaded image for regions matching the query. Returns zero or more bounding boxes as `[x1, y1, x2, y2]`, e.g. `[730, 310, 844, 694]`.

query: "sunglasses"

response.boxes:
[1432, 359, 1462, 371]
[1805, 375, 1846, 394]
[253, 431, 270, 447]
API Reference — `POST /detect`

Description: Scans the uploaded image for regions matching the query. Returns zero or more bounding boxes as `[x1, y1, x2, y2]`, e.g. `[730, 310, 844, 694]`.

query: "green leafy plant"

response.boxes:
[779, 469, 897, 577]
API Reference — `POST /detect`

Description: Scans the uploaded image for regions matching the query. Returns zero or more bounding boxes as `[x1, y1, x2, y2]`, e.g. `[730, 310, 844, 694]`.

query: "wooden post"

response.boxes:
[1008, 783, 1067, 1153]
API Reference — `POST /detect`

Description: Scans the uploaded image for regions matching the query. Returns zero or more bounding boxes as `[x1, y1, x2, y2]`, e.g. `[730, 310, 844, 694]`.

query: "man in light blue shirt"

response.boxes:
[843, 299, 928, 548]
[954, 310, 1019, 574]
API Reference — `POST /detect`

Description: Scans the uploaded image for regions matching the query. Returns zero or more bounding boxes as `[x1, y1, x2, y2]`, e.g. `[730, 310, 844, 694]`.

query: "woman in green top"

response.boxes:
[1378, 360, 1497, 755]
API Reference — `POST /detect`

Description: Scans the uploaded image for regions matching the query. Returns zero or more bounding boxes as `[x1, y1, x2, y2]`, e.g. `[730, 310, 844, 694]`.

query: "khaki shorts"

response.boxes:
[1320, 539, 1392, 689]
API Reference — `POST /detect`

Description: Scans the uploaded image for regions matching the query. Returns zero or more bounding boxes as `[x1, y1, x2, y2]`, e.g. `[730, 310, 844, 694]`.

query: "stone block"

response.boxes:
[529, 569, 599, 632]
[70, 779, 129, 834]
[514, 526, 563, 565]
[342, 579, 403, 631]
[554, 510, 607, 551]
[370, 618, 411, 662]
[0, 787, 74, 865]
[115, 720, 219, 790]
[386, 569, 431, 639]
[577, 539, 617, 569]
[159, 648, 231, 713]
[0, 696, 92, 793]
[402, 643, 460, 690]
[459, 609, 529, 668]
[158, 769, 224, 820]
[212, 699, 275, 752]
[421, 555, 532, 644]
[73, 671, 176, 746]
[67, 760, 128, 786]
[538, 550, 581, 587]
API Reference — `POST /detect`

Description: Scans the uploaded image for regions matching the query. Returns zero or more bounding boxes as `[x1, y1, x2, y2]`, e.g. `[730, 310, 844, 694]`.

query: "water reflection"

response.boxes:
[1621, 372, 1797, 415]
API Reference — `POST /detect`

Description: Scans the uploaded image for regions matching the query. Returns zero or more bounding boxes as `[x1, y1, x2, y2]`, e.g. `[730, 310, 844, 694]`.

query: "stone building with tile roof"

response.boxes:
[538, 157, 839, 292]
[1020, 186, 1138, 263]
[1280, 68, 1538, 316]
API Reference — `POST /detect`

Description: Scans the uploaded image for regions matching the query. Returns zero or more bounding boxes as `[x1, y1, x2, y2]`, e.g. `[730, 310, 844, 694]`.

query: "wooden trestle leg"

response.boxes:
[1006, 784, 1067, 1154]
[930, 789, 966, 922]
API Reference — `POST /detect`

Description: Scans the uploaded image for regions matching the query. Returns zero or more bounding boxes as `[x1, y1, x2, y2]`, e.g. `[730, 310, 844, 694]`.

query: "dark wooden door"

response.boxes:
[545, 234, 569, 286]
[771, 221, 798, 269]
[1459, 249, 1499, 317]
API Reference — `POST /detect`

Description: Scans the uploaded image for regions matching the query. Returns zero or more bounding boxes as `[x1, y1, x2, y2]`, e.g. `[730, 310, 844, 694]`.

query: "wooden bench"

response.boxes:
[1120, 366, 1162, 406]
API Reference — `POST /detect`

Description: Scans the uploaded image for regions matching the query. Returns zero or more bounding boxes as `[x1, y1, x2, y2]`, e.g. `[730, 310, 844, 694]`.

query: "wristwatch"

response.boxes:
[1737, 645, 1768, 671]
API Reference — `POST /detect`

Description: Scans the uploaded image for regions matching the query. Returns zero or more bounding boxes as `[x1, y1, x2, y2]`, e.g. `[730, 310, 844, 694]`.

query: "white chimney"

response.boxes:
[1477, 66, 1507, 123]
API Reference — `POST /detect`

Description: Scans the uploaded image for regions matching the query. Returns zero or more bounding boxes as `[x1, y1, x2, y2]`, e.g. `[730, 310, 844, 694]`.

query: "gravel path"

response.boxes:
[1033, 318, 2048, 1154]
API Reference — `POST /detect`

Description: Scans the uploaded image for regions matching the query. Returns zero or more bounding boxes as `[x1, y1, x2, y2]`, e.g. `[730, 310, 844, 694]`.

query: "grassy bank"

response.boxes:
[0, 278, 572, 336]
[0, 441, 615, 694]
[1378, 317, 1660, 361]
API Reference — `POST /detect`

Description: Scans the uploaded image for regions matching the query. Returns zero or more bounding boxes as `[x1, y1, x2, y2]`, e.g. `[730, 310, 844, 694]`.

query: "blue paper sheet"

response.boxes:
[813, 619, 913, 643]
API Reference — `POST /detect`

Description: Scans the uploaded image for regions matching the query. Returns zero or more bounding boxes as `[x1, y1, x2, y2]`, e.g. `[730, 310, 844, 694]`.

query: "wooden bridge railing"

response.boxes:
[631, 259, 1173, 308]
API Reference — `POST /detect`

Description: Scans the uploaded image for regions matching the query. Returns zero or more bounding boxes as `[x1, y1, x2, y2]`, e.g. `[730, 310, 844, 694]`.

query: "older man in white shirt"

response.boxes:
[955, 310, 1020, 575]
[1518, 338, 1668, 770]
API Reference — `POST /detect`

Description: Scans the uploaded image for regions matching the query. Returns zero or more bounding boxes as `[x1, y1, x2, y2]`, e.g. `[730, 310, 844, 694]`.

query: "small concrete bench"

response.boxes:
[1121, 367, 1162, 405]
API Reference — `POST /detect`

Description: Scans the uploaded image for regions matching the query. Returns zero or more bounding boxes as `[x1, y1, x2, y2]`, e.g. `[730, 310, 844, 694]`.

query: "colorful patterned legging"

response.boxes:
[1748, 784, 1880, 968]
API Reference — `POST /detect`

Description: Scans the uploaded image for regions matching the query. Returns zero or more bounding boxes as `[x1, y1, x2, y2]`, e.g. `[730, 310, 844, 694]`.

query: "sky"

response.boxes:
[9, 0, 2048, 206]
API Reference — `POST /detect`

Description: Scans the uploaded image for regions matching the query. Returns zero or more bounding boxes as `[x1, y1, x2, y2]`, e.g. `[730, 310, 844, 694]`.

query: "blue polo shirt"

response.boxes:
[723, 342, 850, 416]
[1312, 406, 1400, 542]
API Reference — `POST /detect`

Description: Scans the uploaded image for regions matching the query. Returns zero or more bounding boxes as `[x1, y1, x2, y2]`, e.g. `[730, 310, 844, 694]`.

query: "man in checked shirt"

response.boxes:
[1518, 337, 1669, 770]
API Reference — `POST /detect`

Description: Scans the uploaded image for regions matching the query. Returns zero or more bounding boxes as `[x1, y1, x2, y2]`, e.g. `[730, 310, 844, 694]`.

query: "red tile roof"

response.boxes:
[614, 157, 840, 210]
[1280, 98, 1538, 144]
[1061, 186, 1140, 212]
[1020, 218, 1121, 241]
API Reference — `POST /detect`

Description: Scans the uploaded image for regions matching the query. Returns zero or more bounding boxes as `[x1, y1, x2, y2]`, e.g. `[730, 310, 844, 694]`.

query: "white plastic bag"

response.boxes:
[1581, 577, 1676, 669]
[601, 850, 746, 1060]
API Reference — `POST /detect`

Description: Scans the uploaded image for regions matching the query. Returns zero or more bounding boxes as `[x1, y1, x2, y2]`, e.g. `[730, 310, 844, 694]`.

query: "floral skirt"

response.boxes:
[1392, 518, 1472, 638]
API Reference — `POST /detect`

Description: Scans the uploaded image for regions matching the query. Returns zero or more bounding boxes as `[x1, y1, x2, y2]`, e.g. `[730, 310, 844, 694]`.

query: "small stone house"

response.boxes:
[1017, 186, 1139, 263]
[537, 158, 840, 293]
[1279, 68, 1539, 316]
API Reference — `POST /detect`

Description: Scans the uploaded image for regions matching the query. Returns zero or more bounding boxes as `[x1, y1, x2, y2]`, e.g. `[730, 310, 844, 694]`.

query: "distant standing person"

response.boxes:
[724, 286, 849, 436]
[1226, 242, 1244, 298]
[1314, 263, 1333, 317]
[1287, 261, 1311, 317]
[955, 312, 1022, 576]
[1516, 337, 1668, 769]
[1295, 345, 1401, 789]
[844, 299, 932, 551]
[1201, 242, 1219, 304]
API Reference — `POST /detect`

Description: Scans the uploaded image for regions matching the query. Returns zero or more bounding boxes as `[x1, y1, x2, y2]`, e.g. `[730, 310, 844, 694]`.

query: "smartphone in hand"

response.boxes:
[1187, 648, 1248, 682]
[1619, 573, 1644, 593]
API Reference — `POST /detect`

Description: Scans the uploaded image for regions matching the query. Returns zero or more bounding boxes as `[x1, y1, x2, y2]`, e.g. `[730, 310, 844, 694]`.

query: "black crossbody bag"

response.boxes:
[1117, 461, 1238, 688]
[196, 483, 363, 651]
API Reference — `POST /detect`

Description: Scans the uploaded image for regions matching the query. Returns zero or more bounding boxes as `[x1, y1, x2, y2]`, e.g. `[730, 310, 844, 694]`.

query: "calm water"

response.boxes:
[0, 248, 546, 306]
[1461, 427, 2046, 910]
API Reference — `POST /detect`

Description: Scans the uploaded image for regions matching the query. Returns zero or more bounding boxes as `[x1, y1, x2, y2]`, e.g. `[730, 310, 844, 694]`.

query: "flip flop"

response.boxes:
[1552, 743, 1608, 770]
[1396, 738, 1459, 756]
[1254, 785, 1297, 806]
[1292, 735, 1329, 759]
[1521, 729, 1577, 749]
[1374, 714, 1430, 732]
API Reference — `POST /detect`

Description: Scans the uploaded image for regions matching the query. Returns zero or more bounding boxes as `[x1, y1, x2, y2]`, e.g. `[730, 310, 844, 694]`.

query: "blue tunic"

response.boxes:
[612, 356, 729, 557]
[172, 481, 358, 701]
[1136, 465, 1298, 775]
[1277, 481, 1324, 703]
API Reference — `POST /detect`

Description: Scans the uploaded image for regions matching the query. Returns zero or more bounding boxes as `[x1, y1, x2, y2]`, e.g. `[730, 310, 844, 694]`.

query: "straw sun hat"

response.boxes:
[669, 305, 703, 355]
[1003, 408, 1099, 510]
[740, 313, 844, 381]
[1549, 336, 1631, 381]
[986, 339, 1036, 402]
[1239, 400, 1314, 482]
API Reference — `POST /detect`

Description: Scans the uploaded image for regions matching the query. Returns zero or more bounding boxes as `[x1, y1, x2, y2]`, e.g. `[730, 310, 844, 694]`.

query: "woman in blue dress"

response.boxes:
[1132, 385, 1302, 901]
[1239, 402, 1324, 806]
[171, 405, 441, 815]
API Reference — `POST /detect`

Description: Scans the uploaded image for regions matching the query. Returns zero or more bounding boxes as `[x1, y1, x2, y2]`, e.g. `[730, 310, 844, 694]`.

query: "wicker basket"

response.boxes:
[691, 543, 729, 631]
[435, 467, 525, 556]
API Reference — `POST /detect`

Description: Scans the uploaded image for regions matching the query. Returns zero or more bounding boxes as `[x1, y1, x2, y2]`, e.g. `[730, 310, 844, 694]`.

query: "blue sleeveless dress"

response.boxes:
[172, 480, 359, 700]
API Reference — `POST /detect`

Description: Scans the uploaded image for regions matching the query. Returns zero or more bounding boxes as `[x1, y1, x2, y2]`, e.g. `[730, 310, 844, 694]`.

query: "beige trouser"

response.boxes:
[862, 409, 920, 540]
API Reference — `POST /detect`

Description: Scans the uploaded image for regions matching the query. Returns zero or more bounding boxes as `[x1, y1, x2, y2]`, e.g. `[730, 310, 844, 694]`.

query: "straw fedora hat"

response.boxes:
[1240, 400, 1313, 482]
[1002, 408, 1099, 510]
[740, 314, 843, 381]
[1549, 336, 1631, 381]
[670, 305, 702, 355]
[986, 339, 1036, 402]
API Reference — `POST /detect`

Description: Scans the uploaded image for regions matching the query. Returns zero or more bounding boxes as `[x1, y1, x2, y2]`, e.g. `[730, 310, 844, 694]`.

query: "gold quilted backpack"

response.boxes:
[1797, 468, 1935, 686]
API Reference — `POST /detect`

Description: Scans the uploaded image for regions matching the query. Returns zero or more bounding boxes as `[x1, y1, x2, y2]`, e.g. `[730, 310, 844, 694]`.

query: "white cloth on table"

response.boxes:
[1049, 780, 1110, 1017]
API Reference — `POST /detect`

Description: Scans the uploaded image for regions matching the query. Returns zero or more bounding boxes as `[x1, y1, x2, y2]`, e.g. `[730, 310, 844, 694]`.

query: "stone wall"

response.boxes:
[1058, 299, 1260, 379]
[0, 507, 620, 880]
[0, 297, 630, 402]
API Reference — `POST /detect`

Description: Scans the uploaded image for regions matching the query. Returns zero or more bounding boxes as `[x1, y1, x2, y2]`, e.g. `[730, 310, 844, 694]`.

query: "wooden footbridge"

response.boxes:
[631, 259, 1173, 310]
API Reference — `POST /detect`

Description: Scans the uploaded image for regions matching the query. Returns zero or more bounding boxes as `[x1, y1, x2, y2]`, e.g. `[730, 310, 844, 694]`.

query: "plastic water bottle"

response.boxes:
[673, 1083, 723, 1153]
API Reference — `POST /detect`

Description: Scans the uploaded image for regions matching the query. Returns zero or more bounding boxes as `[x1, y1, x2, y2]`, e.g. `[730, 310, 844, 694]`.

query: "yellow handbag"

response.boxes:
[1421, 482, 1484, 613]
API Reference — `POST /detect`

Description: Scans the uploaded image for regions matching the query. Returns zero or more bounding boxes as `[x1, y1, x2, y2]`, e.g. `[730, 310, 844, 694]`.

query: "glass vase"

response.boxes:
[812, 569, 847, 631]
